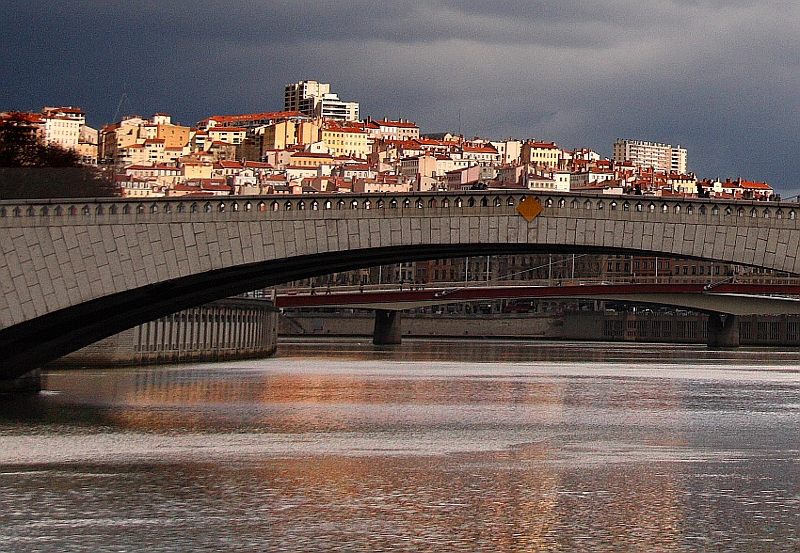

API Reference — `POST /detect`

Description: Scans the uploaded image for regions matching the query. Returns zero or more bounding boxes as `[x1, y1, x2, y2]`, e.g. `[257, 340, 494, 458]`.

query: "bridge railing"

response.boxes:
[0, 191, 796, 229]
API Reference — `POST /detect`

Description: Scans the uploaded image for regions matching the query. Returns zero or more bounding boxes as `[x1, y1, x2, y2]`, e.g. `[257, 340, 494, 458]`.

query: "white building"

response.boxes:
[570, 170, 616, 189]
[461, 143, 501, 165]
[373, 119, 420, 141]
[490, 139, 521, 165]
[613, 138, 687, 174]
[284, 80, 360, 122]
[524, 168, 571, 192]
[41, 107, 85, 151]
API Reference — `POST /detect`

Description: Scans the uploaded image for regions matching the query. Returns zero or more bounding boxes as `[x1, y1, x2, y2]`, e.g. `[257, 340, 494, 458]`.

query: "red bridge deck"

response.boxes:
[276, 283, 800, 309]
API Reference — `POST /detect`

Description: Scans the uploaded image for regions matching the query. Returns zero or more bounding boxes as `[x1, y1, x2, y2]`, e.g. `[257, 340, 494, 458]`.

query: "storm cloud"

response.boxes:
[3, 1, 800, 192]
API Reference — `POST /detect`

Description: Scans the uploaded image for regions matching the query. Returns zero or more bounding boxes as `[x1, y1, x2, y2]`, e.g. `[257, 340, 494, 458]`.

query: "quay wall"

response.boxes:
[50, 298, 278, 368]
[280, 310, 800, 347]
[279, 311, 561, 339]
[595, 312, 800, 345]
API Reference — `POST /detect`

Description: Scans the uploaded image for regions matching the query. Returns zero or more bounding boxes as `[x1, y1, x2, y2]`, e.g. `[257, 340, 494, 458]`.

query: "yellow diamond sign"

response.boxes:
[517, 196, 543, 222]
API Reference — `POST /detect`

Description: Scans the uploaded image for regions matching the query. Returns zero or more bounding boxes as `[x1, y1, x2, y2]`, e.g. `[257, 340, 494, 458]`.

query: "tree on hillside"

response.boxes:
[0, 113, 82, 168]
[0, 113, 112, 199]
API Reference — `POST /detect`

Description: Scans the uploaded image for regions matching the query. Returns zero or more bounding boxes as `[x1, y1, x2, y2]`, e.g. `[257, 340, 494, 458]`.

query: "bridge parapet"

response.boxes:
[0, 191, 795, 228]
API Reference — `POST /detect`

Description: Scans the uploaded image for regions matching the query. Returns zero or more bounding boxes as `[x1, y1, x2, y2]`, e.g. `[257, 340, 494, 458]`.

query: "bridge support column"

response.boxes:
[373, 310, 402, 345]
[707, 314, 740, 348]
[0, 369, 41, 396]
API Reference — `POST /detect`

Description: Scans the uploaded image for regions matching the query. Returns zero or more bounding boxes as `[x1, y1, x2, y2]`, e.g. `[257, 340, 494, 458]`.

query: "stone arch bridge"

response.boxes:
[1, 191, 799, 381]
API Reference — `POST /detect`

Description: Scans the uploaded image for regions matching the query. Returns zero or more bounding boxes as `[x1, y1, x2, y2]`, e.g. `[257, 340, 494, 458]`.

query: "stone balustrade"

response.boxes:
[0, 190, 795, 228]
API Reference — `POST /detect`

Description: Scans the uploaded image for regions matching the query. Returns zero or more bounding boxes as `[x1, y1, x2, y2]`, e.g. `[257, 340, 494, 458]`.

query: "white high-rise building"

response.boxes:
[284, 80, 359, 122]
[613, 138, 687, 174]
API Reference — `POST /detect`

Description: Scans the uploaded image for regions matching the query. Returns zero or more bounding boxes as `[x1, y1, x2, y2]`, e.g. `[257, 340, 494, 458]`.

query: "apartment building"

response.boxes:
[207, 126, 246, 146]
[372, 119, 420, 141]
[284, 80, 360, 122]
[77, 125, 99, 165]
[100, 114, 190, 166]
[40, 107, 84, 151]
[320, 121, 370, 158]
[521, 141, 561, 168]
[461, 143, 501, 164]
[613, 138, 687, 174]
[257, 119, 320, 152]
[2, 107, 97, 162]
[490, 139, 521, 165]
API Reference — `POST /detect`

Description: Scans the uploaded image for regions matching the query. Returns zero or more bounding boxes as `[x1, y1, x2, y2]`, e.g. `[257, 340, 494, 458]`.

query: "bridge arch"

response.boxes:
[1, 190, 799, 380]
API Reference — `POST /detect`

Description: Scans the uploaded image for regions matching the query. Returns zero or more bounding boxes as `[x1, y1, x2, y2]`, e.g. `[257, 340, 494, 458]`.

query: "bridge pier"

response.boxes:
[0, 369, 41, 396]
[707, 313, 740, 348]
[373, 310, 402, 345]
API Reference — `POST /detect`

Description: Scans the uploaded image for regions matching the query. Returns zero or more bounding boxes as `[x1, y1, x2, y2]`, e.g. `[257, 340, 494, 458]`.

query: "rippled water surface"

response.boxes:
[3, 339, 800, 552]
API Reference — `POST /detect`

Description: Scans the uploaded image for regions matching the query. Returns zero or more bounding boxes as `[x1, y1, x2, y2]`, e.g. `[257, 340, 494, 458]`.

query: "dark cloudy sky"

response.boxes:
[3, 1, 800, 194]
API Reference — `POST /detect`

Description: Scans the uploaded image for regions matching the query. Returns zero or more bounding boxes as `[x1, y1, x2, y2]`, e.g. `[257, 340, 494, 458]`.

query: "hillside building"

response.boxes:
[613, 138, 687, 174]
[284, 80, 359, 122]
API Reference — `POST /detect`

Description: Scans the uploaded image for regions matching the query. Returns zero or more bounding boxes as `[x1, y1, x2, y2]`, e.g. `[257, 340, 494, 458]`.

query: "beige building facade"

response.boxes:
[521, 141, 560, 168]
[320, 123, 369, 158]
[100, 114, 190, 167]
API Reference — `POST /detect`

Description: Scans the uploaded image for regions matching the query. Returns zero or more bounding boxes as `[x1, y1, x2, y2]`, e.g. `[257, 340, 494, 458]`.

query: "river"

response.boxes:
[2, 339, 800, 552]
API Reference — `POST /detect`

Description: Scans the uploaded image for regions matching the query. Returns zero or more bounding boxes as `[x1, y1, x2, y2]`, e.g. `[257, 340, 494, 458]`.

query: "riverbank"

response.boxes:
[279, 310, 800, 346]
[48, 298, 278, 369]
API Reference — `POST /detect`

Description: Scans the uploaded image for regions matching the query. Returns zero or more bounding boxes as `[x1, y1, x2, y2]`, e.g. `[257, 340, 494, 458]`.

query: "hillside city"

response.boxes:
[0, 80, 785, 291]
[2, 79, 776, 201]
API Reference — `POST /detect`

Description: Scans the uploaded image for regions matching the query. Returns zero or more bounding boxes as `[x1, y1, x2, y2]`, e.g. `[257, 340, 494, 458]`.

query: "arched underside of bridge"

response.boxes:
[0, 244, 756, 380]
[0, 241, 736, 382]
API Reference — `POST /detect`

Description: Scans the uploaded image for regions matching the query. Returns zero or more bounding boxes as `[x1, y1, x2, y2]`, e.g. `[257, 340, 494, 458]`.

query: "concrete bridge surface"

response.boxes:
[1, 191, 800, 382]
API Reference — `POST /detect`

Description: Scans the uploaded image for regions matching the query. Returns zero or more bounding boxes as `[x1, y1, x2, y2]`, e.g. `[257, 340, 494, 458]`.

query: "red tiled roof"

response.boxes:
[290, 152, 334, 158]
[740, 180, 772, 190]
[1, 111, 45, 124]
[243, 161, 273, 169]
[528, 141, 559, 149]
[198, 110, 307, 125]
[462, 145, 499, 153]
[208, 127, 247, 133]
[52, 107, 85, 114]
[376, 120, 419, 128]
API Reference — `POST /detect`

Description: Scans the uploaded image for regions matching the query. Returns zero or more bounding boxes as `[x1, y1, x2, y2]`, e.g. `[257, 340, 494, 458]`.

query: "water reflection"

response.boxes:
[2, 339, 800, 551]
